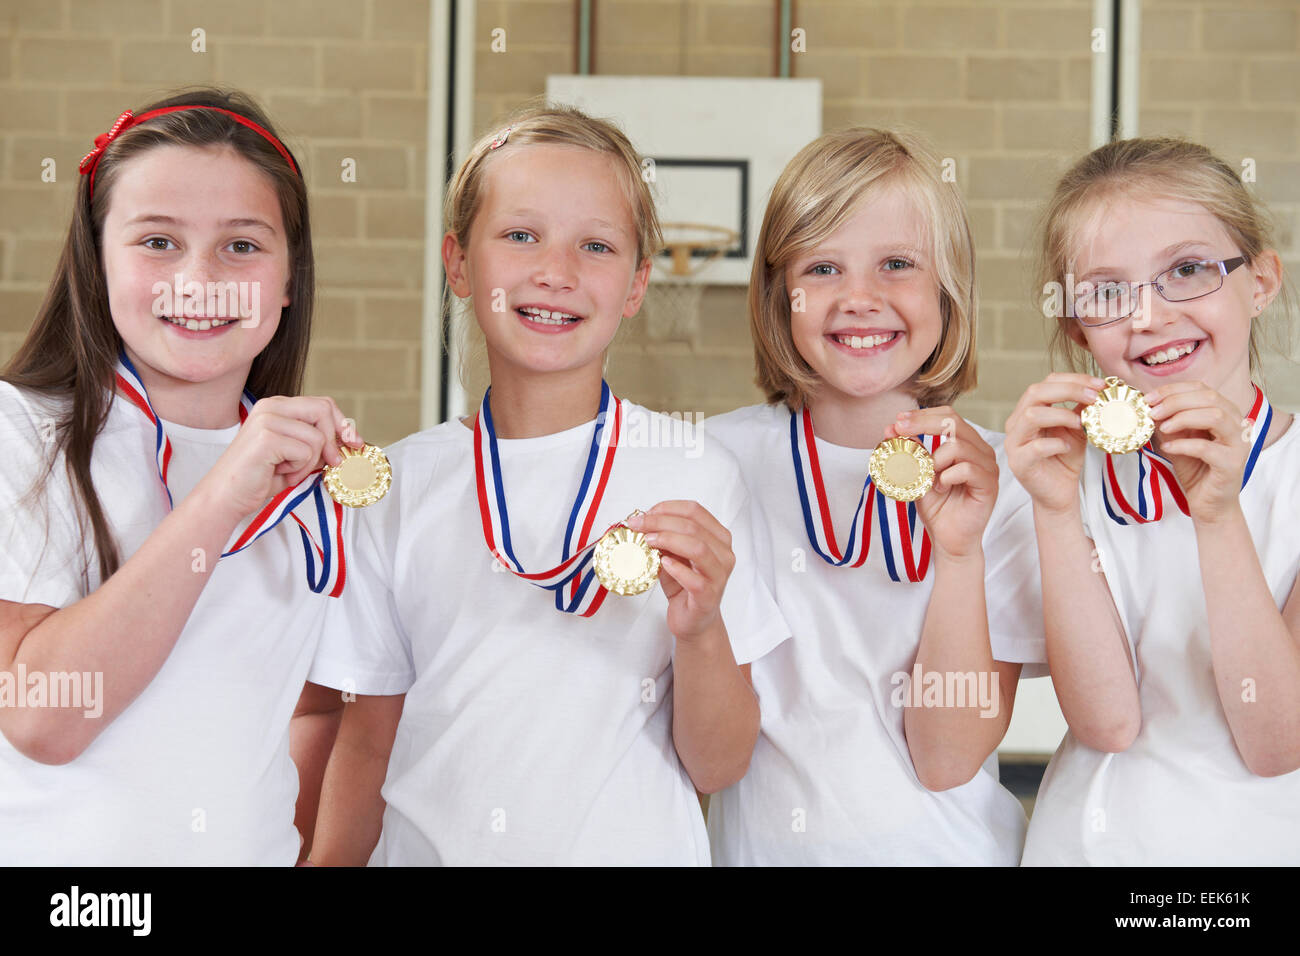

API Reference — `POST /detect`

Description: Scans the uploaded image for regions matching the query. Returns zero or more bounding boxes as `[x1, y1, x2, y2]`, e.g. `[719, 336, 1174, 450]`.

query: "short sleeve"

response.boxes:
[715, 477, 792, 667]
[983, 443, 1049, 678]
[0, 386, 88, 609]
[307, 487, 415, 696]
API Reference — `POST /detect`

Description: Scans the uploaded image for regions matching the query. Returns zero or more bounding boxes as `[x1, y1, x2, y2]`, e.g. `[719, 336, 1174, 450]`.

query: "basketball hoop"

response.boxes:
[641, 222, 740, 341]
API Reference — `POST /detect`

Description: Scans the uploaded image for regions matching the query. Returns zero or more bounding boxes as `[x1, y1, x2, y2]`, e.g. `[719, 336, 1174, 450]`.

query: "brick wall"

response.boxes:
[3, 1, 1296, 443]
[0, 0, 430, 445]
[1140, 0, 1300, 408]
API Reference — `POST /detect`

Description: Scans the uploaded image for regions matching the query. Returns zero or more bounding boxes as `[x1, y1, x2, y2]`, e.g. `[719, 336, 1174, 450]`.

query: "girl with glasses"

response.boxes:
[1006, 137, 1298, 864]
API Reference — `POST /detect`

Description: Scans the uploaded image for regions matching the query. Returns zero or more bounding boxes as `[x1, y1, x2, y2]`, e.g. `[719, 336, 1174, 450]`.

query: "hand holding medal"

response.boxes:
[323, 419, 392, 508]
[1144, 380, 1271, 524]
[626, 501, 736, 643]
[1004, 373, 1103, 515]
[886, 408, 999, 561]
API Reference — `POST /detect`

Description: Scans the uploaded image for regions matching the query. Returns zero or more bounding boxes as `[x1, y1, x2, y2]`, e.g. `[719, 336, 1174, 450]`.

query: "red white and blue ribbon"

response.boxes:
[114, 350, 346, 596]
[790, 406, 942, 583]
[1103, 384, 1271, 525]
[474, 382, 624, 616]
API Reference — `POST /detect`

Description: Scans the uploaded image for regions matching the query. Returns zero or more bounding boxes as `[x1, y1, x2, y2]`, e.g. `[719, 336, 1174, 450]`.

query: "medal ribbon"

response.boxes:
[474, 382, 627, 616]
[113, 350, 346, 596]
[790, 406, 941, 583]
[1103, 384, 1271, 525]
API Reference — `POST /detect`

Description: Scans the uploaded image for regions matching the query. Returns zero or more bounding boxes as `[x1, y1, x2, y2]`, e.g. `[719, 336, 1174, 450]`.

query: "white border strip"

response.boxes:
[1090, 0, 1114, 149]
[1118, 0, 1141, 139]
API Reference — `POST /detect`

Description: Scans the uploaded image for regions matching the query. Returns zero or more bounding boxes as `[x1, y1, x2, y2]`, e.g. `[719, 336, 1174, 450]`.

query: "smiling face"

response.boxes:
[442, 143, 649, 382]
[784, 183, 943, 406]
[1069, 193, 1271, 401]
[100, 143, 291, 394]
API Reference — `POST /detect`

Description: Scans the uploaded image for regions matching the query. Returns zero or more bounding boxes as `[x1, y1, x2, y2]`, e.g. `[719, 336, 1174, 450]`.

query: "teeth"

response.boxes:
[161, 315, 236, 330]
[835, 332, 894, 350]
[520, 306, 578, 325]
[1142, 342, 1197, 366]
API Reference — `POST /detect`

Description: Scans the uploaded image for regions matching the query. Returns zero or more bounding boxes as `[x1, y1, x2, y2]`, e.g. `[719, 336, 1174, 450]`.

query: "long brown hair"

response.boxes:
[1, 88, 314, 586]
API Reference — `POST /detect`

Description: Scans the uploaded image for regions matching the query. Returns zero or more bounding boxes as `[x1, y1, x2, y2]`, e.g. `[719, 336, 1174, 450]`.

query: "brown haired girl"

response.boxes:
[0, 89, 364, 864]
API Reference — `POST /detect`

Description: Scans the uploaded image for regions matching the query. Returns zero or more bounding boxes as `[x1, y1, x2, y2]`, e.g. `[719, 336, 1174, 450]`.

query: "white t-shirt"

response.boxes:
[1023, 411, 1300, 865]
[703, 403, 1047, 866]
[307, 402, 790, 866]
[0, 382, 331, 866]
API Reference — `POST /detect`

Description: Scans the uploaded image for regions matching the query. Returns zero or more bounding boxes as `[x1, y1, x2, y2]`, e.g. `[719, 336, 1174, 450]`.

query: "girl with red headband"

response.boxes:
[0, 89, 361, 864]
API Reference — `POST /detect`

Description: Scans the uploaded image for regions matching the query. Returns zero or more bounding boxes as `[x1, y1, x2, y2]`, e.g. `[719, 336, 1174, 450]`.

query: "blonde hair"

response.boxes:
[442, 103, 661, 394]
[750, 127, 978, 411]
[1036, 136, 1293, 375]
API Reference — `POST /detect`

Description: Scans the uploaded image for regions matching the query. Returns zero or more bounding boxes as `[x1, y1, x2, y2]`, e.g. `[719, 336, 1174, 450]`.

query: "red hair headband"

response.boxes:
[79, 105, 299, 197]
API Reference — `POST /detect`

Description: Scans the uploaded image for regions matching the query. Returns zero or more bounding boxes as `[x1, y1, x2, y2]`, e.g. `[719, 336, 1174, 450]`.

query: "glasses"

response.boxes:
[1073, 256, 1247, 328]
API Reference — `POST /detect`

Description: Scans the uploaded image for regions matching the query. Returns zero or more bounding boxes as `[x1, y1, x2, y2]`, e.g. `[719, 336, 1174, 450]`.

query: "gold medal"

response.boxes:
[1081, 376, 1155, 454]
[868, 437, 935, 502]
[592, 511, 661, 596]
[323, 443, 392, 508]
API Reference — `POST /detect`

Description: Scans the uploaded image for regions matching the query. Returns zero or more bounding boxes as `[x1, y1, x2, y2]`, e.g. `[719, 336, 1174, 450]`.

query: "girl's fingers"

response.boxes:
[1158, 407, 1239, 445]
[1021, 436, 1075, 459]
[1144, 379, 1210, 407]
[935, 460, 995, 493]
[659, 554, 707, 596]
[1014, 375, 1104, 413]
[643, 529, 727, 584]
[1021, 404, 1086, 432]
[1159, 438, 1235, 469]
[630, 514, 728, 571]
[931, 437, 996, 476]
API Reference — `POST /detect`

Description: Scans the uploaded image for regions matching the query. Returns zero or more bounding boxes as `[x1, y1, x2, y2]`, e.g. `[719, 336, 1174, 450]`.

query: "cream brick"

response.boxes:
[365, 95, 427, 141]
[365, 195, 424, 240]
[8, 135, 88, 185]
[0, 289, 44, 334]
[1201, 109, 1297, 159]
[966, 204, 996, 249]
[974, 352, 1052, 401]
[998, 303, 1054, 352]
[702, 2, 775, 47]
[596, 2, 683, 48]
[311, 292, 359, 342]
[0, 38, 9, 80]
[966, 155, 1065, 200]
[8, 236, 61, 283]
[1139, 109, 1197, 138]
[65, 91, 150, 137]
[1137, 3, 1197, 51]
[358, 394, 421, 446]
[509, 2, 575, 47]
[821, 101, 905, 131]
[268, 93, 363, 139]
[999, 204, 1040, 253]
[1003, 7, 1093, 52]
[3, 0, 65, 31]
[216, 42, 316, 89]
[1143, 57, 1243, 102]
[902, 6, 999, 50]
[119, 38, 216, 85]
[169, 0, 267, 36]
[1001, 105, 1089, 151]
[696, 285, 750, 350]
[684, 49, 770, 77]
[866, 55, 962, 100]
[1063, 56, 1091, 101]
[314, 243, 424, 290]
[792, 2, 898, 50]
[311, 193, 360, 240]
[589, 48, 680, 77]
[71, 0, 166, 35]
[474, 46, 557, 93]
[978, 253, 1036, 304]
[1, 90, 60, 132]
[268, 0, 365, 38]
[371, 0, 431, 41]
[0, 186, 74, 234]
[18, 38, 115, 84]
[311, 145, 409, 189]
[325, 44, 421, 92]
[1253, 162, 1300, 202]
[904, 105, 999, 151]
[968, 56, 1060, 101]
[1247, 60, 1300, 104]
[360, 292, 423, 341]
[1202, 8, 1296, 52]
[307, 344, 416, 391]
